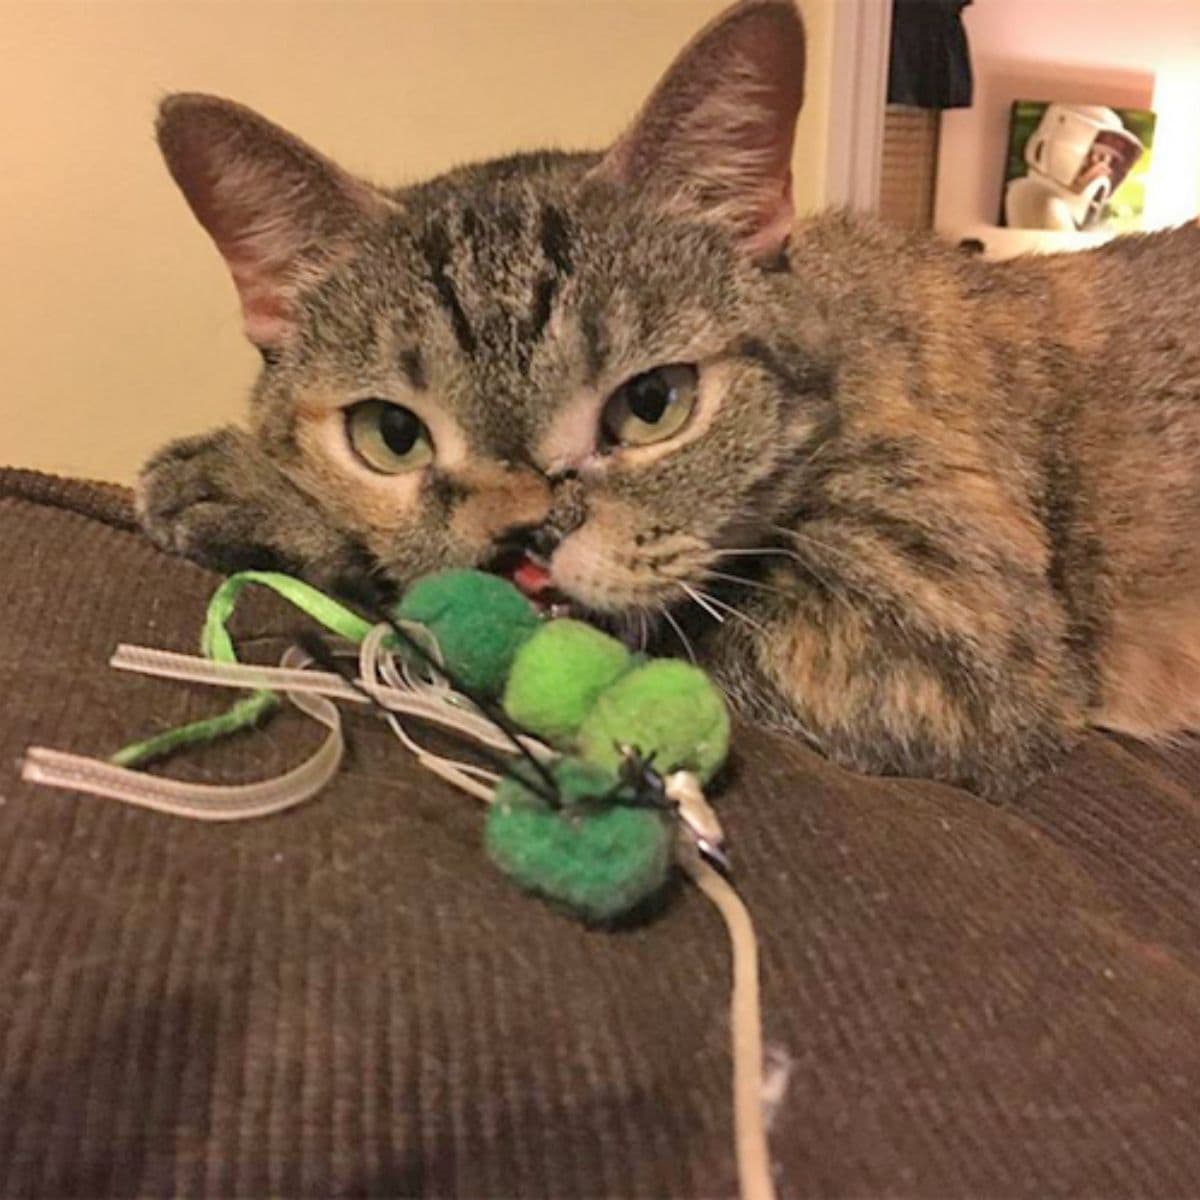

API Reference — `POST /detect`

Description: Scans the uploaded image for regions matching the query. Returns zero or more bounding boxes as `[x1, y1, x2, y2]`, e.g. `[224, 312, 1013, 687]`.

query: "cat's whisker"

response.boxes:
[680, 582, 726, 625]
[658, 604, 697, 664]
[704, 568, 793, 598]
[611, 612, 637, 651]
[718, 545, 850, 604]
[780, 534, 869, 600]
[717, 547, 807, 563]
[769, 524, 862, 571]
[692, 587, 769, 635]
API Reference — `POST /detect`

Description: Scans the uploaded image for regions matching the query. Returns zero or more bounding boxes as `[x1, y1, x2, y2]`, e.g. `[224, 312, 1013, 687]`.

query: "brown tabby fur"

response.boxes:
[138, 0, 1200, 798]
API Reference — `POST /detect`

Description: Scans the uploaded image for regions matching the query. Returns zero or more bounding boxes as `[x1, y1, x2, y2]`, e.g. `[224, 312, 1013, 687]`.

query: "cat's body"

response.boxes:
[140, 1, 1200, 798]
[717, 215, 1200, 791]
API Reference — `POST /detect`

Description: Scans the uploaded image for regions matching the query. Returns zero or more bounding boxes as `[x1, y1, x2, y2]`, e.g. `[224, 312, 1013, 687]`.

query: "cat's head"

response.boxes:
[156, 0, 833, 626]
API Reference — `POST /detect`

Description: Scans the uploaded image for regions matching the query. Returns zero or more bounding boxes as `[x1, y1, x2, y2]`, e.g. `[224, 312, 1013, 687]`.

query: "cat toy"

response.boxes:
[22, 568, 778, 1200]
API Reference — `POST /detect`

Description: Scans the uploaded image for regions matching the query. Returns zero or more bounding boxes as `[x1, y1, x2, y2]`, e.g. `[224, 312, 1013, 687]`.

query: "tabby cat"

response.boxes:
[139, 0, 1200, 798]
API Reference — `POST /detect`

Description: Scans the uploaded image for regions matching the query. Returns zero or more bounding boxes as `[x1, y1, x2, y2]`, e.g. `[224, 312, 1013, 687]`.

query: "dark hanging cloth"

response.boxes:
[888, 0, 974, 109]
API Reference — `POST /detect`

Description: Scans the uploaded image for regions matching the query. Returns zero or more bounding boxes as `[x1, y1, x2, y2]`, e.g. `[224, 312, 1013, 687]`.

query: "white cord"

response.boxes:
[21, 647, 345, 821]
[684, 854, 777, 1200]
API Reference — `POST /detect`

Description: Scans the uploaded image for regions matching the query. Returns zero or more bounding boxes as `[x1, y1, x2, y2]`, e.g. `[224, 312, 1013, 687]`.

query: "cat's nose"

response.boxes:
[526, 525, 562, 559]
[490, 522, 561, 563]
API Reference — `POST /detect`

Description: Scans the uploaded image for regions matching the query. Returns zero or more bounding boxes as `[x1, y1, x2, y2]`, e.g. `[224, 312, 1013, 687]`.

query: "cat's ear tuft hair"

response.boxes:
[156, 94, 395, 349]
[591, 0, 805, 262]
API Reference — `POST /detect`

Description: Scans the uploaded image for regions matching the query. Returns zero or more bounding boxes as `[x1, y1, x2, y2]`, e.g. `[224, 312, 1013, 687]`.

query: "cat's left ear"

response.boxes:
[590, 0, 805, 262]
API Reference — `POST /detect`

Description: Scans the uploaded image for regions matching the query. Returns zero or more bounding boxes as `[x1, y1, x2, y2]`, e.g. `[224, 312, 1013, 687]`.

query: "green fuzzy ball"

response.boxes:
[394, 569, 541, 697]
[486, 759, 674, 922]
[576, 660, 730, 783]
[502, 620, 633, 746]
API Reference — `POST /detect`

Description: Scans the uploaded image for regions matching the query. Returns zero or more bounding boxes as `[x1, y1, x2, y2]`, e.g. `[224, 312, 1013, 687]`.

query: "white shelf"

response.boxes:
[945, 222, 1117, 260]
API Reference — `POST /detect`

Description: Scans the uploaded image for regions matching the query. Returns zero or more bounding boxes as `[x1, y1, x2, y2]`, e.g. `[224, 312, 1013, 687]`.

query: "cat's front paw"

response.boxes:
[136, 426, 301, 574]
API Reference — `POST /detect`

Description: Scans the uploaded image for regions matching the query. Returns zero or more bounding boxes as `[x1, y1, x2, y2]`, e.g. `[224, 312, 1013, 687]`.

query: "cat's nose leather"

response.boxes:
[489, 522, 560, 562]
[526, 525, 562, 558]
[545, 475, 586, 540]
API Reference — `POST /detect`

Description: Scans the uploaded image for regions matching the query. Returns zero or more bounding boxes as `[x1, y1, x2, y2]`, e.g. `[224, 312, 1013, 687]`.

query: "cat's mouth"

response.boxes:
[486, 546, 574, 617]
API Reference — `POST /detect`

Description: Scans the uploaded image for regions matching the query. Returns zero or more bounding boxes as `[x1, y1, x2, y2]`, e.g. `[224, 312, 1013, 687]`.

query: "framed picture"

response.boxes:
[1000, 101, 1156, 232]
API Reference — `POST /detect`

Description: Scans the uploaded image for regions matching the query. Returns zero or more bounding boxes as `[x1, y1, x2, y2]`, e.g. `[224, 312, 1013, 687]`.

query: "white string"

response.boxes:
[684, 854, 777, 1200]
[111, 643, 359, 697]
[108, 641, 553, 765]
[109, 638, 544, 810]
[21, 646, 344, 821]
[356, 625, 554, 764]
[359, 621, 447, 698]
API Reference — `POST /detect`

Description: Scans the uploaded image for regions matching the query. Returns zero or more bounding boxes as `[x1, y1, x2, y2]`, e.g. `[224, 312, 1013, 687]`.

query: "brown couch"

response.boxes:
[3, 467, 1199, 1197]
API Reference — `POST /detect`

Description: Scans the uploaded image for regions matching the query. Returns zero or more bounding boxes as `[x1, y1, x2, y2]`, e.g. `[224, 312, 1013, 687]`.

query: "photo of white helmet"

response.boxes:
[1004, 104, 1145, 232]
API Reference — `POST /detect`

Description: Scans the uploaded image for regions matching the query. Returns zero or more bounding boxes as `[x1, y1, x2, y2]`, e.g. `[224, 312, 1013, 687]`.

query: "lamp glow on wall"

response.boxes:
[1145, 68, 1200, 228]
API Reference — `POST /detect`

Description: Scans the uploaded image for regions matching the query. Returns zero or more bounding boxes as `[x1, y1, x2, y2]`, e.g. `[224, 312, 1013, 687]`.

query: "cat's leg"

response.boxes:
[137, 426, 382, 597]
[715, 584, 1088, 800]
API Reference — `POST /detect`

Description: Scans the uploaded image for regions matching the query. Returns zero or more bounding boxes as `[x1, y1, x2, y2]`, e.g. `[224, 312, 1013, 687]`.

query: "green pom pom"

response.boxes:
[486, 759, 674, 922]
[394, 569, 541, 696]
[502, 619, 633, 745]
[576, 660, 730, 783]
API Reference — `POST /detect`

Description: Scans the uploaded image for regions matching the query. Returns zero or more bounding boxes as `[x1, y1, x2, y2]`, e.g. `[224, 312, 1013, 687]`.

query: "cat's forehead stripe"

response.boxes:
[579, 299, 609, 385]
[418, 219, 477, 355]
[398, 346, 426, 391]
[415, 194, 581, 376]
[538, 204, 574, 278]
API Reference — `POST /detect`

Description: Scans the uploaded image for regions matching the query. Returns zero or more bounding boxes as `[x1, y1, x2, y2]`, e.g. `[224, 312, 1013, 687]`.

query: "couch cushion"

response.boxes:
[2, 467, 1199, 1197]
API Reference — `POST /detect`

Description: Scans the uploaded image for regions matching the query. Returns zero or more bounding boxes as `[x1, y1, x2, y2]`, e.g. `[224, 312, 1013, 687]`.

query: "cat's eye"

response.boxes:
[345, 399, 434, 474]
[601, 364, 699, 448]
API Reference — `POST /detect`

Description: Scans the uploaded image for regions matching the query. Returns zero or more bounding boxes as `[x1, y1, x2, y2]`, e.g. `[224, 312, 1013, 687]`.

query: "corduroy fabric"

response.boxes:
[1, 468, 1198, 1198]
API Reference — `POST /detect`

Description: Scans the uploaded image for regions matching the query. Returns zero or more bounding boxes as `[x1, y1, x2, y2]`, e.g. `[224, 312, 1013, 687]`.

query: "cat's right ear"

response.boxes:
[590, 0, 805, 263]
[156, 94, 395, 350]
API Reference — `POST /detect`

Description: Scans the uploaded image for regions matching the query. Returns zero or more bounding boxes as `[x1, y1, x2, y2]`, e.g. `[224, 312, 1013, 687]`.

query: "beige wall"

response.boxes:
[1, 0, 832, 485]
